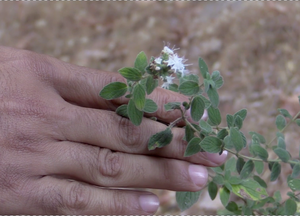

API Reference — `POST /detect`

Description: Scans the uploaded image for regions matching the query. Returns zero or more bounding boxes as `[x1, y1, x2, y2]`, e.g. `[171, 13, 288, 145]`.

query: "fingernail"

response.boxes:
[188, 165, 207, 187]
[139, 194, 159, 213]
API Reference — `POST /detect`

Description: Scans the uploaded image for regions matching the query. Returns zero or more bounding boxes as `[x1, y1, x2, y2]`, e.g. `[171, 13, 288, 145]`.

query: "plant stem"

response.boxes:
[266, 110, 300, 148]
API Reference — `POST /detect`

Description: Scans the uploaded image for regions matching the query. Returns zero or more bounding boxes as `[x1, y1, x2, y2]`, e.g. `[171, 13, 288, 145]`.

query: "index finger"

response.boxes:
[44, 55, 190, 124]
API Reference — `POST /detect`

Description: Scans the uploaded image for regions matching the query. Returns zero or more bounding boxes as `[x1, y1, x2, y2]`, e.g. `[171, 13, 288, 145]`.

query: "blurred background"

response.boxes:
[1, 1, 300, 214]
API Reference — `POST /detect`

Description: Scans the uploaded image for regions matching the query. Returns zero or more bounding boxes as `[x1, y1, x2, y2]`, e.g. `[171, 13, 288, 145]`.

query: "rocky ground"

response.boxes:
[1, 1, 300, 214]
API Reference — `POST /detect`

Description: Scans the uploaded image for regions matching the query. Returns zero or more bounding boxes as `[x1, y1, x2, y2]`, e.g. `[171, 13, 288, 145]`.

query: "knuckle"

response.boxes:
[64, 182, 90, 212]
[117, 116, 142, 150]
[97, 148, 122, 178]
[109, 191, 128, 213]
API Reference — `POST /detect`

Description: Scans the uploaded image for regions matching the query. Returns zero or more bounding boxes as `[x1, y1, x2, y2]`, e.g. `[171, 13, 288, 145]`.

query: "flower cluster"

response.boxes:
[149, 46, 189, 89]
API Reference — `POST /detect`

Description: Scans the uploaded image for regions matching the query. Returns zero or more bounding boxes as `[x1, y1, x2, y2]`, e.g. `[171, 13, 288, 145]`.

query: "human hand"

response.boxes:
[0, 46, 227, 214]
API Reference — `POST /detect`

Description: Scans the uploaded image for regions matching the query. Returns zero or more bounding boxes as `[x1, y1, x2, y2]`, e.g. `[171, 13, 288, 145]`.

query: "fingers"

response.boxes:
[32, 176, 159, 214]
[46, 141, 208, 192]
[60, 105, 226, 167]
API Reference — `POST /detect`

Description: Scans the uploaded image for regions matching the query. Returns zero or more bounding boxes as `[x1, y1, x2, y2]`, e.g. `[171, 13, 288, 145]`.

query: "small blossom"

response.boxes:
[161, 75, 175, 89]
[162, 46, 174, 55]
[166, 53, 188, 76]
[154, 57, 162, 64]
[155, 66, 161, 70]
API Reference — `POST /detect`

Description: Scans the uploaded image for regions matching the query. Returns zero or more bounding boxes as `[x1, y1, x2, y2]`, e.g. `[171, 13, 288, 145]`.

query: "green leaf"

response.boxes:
[228, 176, 242, 185]
[208, 181, 218, 200]
[207, 106, 221, 126]
[288, 179, 300, 191]
[127, 99, 143, 126]
[99, 82, 127, 100]
[198, 95, 211, 109]
[295, 119, 300, 127]
[143, 99, 158, 113]
[211, 70, 224, 89]
[232, 179, 268, 201]
[199, 120, 212, 133]
[164, 102, 181, 111]
[230, 127, 243, 152]
[292, 163, 300, 178]
[176, 191, 201, 211]
[240, 160, 254, 179]
[234, 116, 243, 129]
[220, 186, 230, 207]
[145, 76, 158, 95]
[118, 67, 142, 81]
[234, 109, 247, 121]
[179, 81, 200, 96]
[236, 157, 245, 174]
[274, 191, 282, 202]
[284, 198, 297, 215]
[274, 148, 290, 163]
[278, 108, 292, 119]
[198, 57, 209, 78]
[184, 137, 201, 157]
[250, 145, 269, 161]
[133, 84, 146, 110]
[184, 74, 199, 83]
[190, 96, 205, 122]
[270, 162, 281, 182]
[134, 51, 148, 74]
[240, 131, 247, 147]
[199, 136, 223, 153]
[216, 129, 228, 141]
[253, 175, 267, 188]
[148, 128, 173, 150]
[224, 136, 234, 149]
[213, 175, 224, 185]
[275, 115, 286, 130]
[277, 137, 286, 149]
[207, 86, 219, 108]
[116, 104, 128, 118]
[168, 83, 178, 92]
[226, 201, 239, 213]
[254, 161, 264, 175]
[185, 124, 194, 143]
[249, 132, 266, 144]
[226, 114, 234, 128]
[225, 157, 237, 172]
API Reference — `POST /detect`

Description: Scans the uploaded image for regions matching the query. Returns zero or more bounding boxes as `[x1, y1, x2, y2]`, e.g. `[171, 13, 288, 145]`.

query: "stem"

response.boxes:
[266, 110, 300, 148]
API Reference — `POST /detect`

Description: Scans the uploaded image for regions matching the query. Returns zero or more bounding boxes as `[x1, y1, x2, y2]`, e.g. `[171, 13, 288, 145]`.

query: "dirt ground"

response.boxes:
[0, 1, 300, 214]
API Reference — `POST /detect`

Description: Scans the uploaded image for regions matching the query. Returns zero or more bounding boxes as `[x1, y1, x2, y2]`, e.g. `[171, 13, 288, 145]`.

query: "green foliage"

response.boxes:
[99, 47, 300, 213]
[99, 82, 127, 100]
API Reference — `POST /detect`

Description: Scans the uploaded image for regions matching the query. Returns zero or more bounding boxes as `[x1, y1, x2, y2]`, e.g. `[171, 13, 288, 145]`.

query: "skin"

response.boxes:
[0, 46, 227, 214]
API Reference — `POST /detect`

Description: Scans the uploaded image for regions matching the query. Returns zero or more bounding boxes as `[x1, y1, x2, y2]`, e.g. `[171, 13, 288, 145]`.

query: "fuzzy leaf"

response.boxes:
[253, 175, 267, 188]
[225, 157, 236, 172]
[127, 99, 143, 126]
[232, 179, 268, 201]
[226, 114, 234, 128]
[288, 179, 300, 191]
[184, 137, 201, 157]
[179, 81, 200, 96]
[133, 84, 146, 110]
[148, 128, 173, 150]
[277, 137, 286, 149]
[198, 57, 209, 78]
[199, 136, 223, 153]
[185, 124, 195, 143]
[295, 119, 300, 127]
[254, 161, 264, 175]
[164, 102, 181, 111]
[145, 76, 158, 95]
[207, 86, 219, 108]
[207, 106, 221, 126]
[176, 191, 201, 211]
[99, 82, 127, 100]
[275, 115, 286, 130]
[191, 96, 205, 122]
[143, 99, 158, 113]
[208, 181, 218, 200]
[116, 104, 128, 118]
[134, 51, 148, 74]
[199, 120, 212, 133]
[284, 199, 297, 215]
[198, 95, 211, 108]
[249, 132, 266, 144]
[278, 108, 292, 119]
[274, 148, 290, 162]
[292, 163, 300, 178]
[220, 187, 230, 207]
[251, 145, 269, 161]
[234, 109, 247, 121]
[240, 160, 254, 179]
[230, 127, 243, 152]
[217, 128, 228, 140]
[119, 67, 142, 81]
[236, 157, 245, 174]
[211, 70, 224, 89]
[270, 162, 281, 182]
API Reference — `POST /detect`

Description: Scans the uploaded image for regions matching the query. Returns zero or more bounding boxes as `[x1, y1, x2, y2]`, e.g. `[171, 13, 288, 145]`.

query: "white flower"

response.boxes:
[161, 75, 175, 89]
[166, 53, 188, 75]
[162, 46, 174, 55]
[154, 57, 162, 64]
